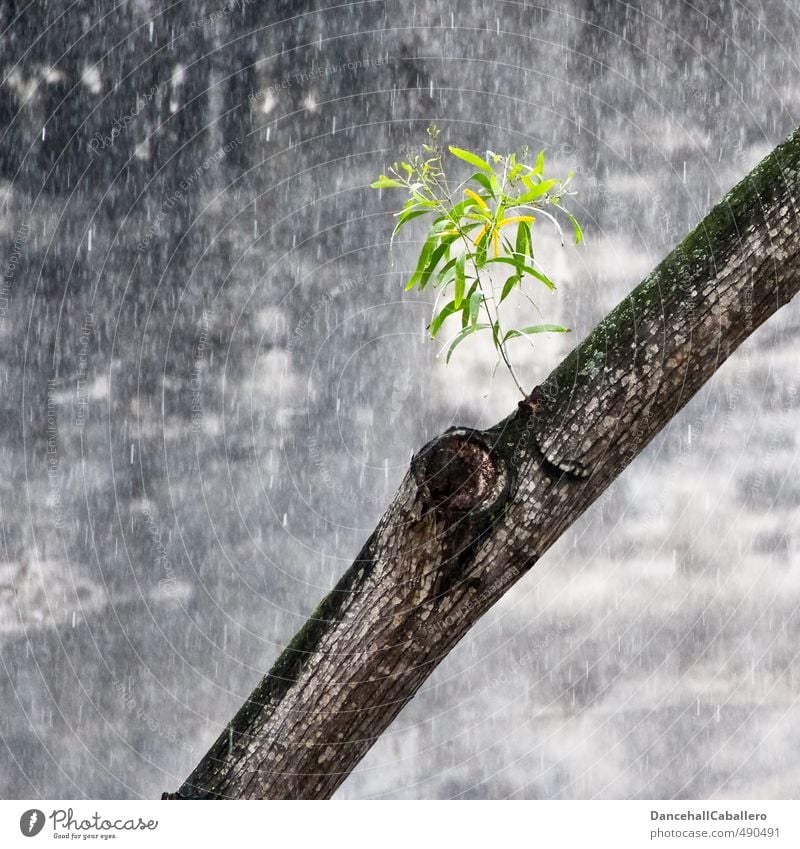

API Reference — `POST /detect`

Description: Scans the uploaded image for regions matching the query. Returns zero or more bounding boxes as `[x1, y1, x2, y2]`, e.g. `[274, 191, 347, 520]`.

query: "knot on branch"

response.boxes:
[516, 384, 547, 418]
[411, 428, 510, 518]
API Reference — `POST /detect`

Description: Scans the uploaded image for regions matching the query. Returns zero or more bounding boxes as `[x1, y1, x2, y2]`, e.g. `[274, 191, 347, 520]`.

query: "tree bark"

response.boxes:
[166, 125, 800, 799]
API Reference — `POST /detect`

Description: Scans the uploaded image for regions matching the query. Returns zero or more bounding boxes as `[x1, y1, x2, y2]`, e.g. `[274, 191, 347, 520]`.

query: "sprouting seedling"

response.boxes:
[371, 125, 583, 396]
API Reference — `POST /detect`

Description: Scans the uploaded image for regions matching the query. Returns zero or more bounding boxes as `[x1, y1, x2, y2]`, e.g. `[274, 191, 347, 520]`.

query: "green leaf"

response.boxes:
[564, 210, 584, 244]
[533, 149, 544, 175]
[454, 253, 466, 307]
[521, 324, 570, 334]
[448, 145, 494, 174]
[447, 196, 491, 223]
[455, 220, 485, 233]
[483, 256, 522, 269]
[515, 219, 529, 264]
[446, 323, 491, 363]
[446, 198, 472, 220]
[521, 220, 535, 262]
[430, 216, 458, 234]
[517, 178, 558, 204]
[502, 324, 569, 342]
[461, 282, 478, 327]
[418, 241, 450, 289]
[470, 172, 497, 196]
[436, 256, 458, 288]
[371, 175, 404, 189]
[430, 300, 457, 338]
[406, 232, 439, 289]
[484, 256, 556, 290]
[526, 267, 557, 291]
[500, 273, 520, 303]
[468, 289, 482, 328]
[510, 226, 528, 275]
[392, 208, 429, 235]
[475, 230, 488, 268]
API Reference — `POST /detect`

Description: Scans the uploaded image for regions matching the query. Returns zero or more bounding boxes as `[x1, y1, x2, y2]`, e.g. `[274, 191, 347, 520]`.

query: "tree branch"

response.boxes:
[166, 125, 800, 799]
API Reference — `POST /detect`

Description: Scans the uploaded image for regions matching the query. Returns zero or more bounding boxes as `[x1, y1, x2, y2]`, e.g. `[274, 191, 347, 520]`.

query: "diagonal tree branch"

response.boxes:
[166, 124, 800, 799]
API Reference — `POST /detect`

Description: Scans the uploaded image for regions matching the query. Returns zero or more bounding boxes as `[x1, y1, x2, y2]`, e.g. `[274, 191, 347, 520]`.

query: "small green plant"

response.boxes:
[371, 125, 583, 396]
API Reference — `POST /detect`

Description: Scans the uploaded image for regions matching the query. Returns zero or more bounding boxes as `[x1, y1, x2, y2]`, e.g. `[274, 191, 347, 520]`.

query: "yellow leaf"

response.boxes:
[498, 215, 536, 228]
[464, 188, 489, 209]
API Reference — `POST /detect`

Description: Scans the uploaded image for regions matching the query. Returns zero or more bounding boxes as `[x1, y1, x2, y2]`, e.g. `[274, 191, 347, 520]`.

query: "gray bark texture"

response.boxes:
[166, 125, 800, 799]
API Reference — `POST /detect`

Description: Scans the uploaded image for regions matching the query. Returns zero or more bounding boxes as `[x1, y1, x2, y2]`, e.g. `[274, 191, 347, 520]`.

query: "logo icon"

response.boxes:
[19, 809, 45, 837]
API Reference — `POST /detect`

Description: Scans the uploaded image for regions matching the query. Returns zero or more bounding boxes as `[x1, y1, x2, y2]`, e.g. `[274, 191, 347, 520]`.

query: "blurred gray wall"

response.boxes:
[1, 0, 799, 799]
